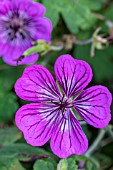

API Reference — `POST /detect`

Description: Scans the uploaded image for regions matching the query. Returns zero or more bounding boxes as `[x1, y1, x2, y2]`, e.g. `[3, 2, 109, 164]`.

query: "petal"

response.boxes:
[50, 110, 88, 158]
[54, 54, 92, 98]
[2, 45, 39, 66]
[3, 54, 38, 66]
[15, 103, 60, 146]
[27, 2, 46, 17]
[13, 0, 45, 17]
[15, 65, 61, 102]
[0, 0, 11, 15]
[74, 86, 112, 128]
[0, 42, 7, 56]
[34, 17, 52, 42]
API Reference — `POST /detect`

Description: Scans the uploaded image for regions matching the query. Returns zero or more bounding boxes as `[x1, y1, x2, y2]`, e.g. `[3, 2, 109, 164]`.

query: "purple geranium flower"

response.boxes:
[0, 0, 52, 65]
[15, 54, 112, 158]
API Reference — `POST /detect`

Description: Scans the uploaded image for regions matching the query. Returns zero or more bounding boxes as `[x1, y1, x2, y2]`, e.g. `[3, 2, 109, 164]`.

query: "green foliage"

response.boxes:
[82, 125, 92, 139]
[0, 127, 21, 146]
[94, 153, 112, 169]
[0, 158, 25, 170]
[0, 143, 50, 161]
[57, 156, 78, 170]
[85, 158, 100, 170]
[104, 4, 113, 21]
[75, 155, 100, 170]
[0, 59, 23, 91]
[43, 0, 98, 33]
[34, 159, 56, 170]
[74, 45, 113, 82]
[43, 0, 59, 28]
[0, 59, 24, 123]
[0, 143, 55, 170]
[78, 0, 103, 11]
[0, 92, 18, 123]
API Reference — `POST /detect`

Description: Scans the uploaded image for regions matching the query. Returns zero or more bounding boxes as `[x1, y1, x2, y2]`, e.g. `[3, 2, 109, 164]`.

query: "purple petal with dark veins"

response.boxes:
[54, 54, 92, 98]
[15, 103, 60, 146]
[50, 109, 88, 158]
[74, 86, 112, 128]
[15, 65, 61, 102]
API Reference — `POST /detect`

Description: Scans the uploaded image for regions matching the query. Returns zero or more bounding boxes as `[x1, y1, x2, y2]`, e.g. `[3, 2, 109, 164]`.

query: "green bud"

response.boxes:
[57, 159, 67, 170]
[23, 45, 45, 56]
[23, 40, 51, 56]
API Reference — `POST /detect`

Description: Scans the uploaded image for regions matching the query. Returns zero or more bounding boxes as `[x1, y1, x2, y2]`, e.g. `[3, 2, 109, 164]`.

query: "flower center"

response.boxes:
[0, 11, 33, 42]
[10, 17, 22, 32]
[52, 96, 73, 113]
[8, 14, 27, 41]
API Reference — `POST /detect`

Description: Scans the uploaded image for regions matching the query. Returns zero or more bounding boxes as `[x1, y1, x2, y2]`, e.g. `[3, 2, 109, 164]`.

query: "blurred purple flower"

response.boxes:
[0, 0, 52, 65]
[15, 54, 112, 158]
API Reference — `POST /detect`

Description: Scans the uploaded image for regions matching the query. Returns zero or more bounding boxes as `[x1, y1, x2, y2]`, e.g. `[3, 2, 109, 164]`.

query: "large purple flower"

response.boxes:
[0, 0, 52, 65]
[15, 54, 112, 158]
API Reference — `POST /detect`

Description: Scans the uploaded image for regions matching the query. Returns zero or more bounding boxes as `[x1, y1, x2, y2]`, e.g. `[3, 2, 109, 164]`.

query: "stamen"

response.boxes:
[51, 96, 73, 118]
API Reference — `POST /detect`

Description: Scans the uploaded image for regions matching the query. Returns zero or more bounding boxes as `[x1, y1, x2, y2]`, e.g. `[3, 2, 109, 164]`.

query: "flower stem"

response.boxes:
[85, 129, 105, 157]
[107, 125, 113, 138]
[51, 45, 64, 51]
[76, 38, 92, 45]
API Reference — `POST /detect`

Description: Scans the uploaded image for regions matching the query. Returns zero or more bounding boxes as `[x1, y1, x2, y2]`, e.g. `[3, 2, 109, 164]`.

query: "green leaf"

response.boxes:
[67, 157, 78, 170]
[0, 158, 25, 170]
[0, 59, 24, 123]
[62, 2, 96, 33]
[0, 127, 22, 146]
[57, 156, 78, 170]
[8, 159, 25, 170]
[74, 45, 113, 82]
[43, 0, 59, 28]
[43, 0, 96, 33]
[0, 59, 24, 91]
[0, 143, 51, 161]
[0, 92, 18, 123]
[85, 158, 100, 170]
[34, 159, 56, 170]
[79, 0, 104, 11]
[104, 4, 113, 22]
[75, 155, 87, 161]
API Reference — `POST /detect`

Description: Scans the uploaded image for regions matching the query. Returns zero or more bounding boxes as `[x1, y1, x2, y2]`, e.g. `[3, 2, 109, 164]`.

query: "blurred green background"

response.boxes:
[0, 0, 113, 169]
